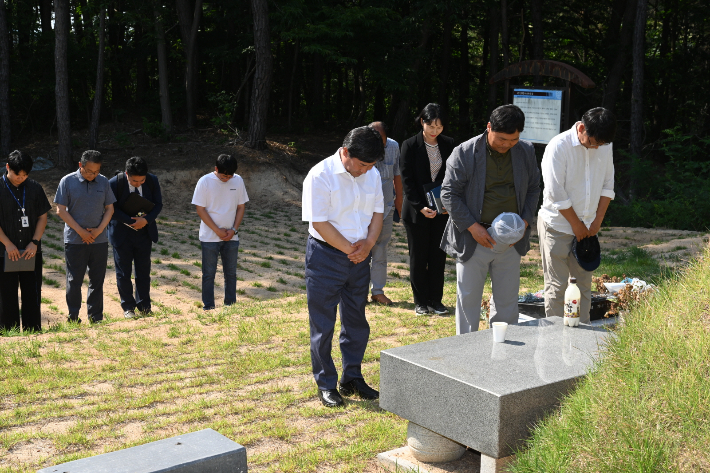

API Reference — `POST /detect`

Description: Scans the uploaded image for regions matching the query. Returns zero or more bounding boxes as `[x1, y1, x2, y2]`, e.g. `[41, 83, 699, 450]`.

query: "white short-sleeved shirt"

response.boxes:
[538, 123, 615, 235]
[302, 149, 384, 244]
[191, 172, 249, 242]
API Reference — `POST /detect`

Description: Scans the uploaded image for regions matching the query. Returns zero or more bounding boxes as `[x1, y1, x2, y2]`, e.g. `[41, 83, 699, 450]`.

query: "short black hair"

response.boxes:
[369, 121, 389, 136]
[342, 126, 384, 163]
[125, 156, 148, 176]
[7, 150, 33, 174]
[80, 150, 102, 166]
[415, 103, 445, 128]
[216, 154, 238, 175]
[489, 105, 525, 134]
[582, 107, 617, 144]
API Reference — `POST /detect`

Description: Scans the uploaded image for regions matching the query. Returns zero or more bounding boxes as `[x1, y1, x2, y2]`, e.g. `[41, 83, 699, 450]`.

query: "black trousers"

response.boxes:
[403, 214, 448, 306]
[113, 230, 153, 312]
[0, 253, 43, 332]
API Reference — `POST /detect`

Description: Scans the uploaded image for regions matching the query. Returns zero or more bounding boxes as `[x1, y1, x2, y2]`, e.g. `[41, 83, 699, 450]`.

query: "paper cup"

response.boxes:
[492, 322, 508, 343]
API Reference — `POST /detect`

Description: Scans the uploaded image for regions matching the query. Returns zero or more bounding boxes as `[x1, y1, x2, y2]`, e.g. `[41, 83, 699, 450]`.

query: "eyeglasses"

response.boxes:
[81, 168, 99, 176]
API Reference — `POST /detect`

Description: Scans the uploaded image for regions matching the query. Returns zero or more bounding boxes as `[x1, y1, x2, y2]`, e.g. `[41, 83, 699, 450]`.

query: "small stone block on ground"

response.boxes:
[380, 317, 610, 459]
[36, 429, 247, 473]
[377, 446, 481, 473]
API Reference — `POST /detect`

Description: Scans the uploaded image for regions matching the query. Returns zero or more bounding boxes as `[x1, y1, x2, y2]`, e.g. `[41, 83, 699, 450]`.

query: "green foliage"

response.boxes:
[142, 118, 168, 139]
[607, 129, 710, 231]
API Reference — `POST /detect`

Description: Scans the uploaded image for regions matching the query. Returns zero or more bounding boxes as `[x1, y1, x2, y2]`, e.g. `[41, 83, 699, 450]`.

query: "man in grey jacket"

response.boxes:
[440, 105, 540, 334]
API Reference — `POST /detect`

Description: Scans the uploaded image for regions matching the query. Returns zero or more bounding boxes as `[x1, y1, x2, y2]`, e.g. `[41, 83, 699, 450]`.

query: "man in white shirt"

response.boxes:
[302, 126, 385, 407]
[192, 154, 249, 310]
[537, 107, 617, 323]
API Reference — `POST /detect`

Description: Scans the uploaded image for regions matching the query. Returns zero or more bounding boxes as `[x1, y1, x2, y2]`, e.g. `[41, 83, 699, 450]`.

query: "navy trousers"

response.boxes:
[113, 229, 153, 312]
[305, 236, 371, 390]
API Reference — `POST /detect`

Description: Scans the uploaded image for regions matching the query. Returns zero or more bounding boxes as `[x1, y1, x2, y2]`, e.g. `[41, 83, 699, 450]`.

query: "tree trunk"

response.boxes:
[531, 0, 543, 59]
[353, 60, 366, 127]
[154, 7, 173, 133]
[437, 14, 453, 116]
[500, 0, 510, 68]
[0, 0, 11, 155]
[602, 0, 636, 112]
[246, 0, 272, 150]
[373, 85, 385, 122]
[391, 19, 432, 142]
[40, 0, 52, 35]
[88, 9, 106, 149]
[629, 0, 647, 201]
[487, 5, 500, 117]
[287, 40, 299, 131]
[310, 53, 324, 125]
[458, 23, 470, 135]
[55, 0, 72, 167]
[530, 0, 543, 85]
[176, 0, 202, 128]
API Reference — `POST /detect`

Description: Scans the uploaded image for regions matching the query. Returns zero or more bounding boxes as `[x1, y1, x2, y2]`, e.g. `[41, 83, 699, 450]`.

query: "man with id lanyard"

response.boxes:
[0, 151, 52, 332]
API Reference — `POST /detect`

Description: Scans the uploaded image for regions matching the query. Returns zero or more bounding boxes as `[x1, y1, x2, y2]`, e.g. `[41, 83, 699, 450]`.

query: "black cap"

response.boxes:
[572, 236, 601, 272]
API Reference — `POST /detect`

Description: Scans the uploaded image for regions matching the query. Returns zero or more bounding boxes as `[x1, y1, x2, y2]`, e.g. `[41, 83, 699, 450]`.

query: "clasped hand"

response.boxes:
[215, 228, 236, 241]
[348, 239, 374, 264]
[5, 242, 37, 261]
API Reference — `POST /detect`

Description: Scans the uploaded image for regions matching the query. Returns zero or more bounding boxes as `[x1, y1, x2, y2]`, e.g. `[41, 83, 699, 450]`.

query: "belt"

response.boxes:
[310, 236, 338, 251]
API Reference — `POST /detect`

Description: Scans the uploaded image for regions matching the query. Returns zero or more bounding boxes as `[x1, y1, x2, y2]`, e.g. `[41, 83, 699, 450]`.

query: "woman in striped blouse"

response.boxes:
[399, 103, 455, 315]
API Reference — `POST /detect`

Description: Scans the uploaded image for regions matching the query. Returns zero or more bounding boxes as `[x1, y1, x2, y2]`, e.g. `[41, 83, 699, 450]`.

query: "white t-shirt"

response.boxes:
[302, 149, 384, 244]
[192, 172, 249, 242]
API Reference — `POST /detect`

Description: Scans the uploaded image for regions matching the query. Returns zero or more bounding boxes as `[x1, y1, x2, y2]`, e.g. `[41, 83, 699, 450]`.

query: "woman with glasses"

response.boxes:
[399, 103, 455, 315]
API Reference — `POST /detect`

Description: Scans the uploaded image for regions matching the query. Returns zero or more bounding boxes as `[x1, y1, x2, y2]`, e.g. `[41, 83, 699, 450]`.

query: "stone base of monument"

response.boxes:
[407, 421, 466, 463]
[36, 429, 246, 473]
[378, 316, 610, 472]
[377, 446, 481, 473]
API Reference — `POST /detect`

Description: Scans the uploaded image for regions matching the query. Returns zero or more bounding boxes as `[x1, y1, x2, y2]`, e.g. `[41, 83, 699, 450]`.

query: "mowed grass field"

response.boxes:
[0, 205, 707, 472]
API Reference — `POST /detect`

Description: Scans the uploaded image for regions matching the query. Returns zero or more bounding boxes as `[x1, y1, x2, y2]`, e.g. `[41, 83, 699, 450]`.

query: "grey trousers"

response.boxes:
[65, 242, 108, 321]
[455, 244, 521, 334]
[370, 208, 394, 296]
[537, 218, 593, 324]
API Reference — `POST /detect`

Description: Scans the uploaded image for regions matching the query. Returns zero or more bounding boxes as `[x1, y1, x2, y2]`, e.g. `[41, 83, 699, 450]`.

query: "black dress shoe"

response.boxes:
[318, 389, 345, 407]
[339, 378, 379, 400]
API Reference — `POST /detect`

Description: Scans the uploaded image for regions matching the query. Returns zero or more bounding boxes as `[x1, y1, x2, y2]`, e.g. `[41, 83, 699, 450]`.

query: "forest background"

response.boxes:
[0, 0, 708, 230]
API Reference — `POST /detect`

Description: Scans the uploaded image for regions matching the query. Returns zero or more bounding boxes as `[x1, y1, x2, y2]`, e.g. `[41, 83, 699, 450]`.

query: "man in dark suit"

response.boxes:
[108, 157, 163, 318]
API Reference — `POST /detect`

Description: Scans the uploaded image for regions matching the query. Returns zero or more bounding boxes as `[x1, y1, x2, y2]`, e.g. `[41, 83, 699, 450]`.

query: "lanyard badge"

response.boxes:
[3, 176, 28, 226]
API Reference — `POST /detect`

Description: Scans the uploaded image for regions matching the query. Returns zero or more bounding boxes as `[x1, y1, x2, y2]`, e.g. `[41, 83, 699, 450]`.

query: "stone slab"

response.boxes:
[379, 317, 610, 458]
[377, 446, 480, 473]
[37, 429, 247, 473]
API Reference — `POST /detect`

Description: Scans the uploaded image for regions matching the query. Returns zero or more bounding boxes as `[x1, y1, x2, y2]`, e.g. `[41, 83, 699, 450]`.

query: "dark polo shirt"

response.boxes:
[0, 173, 52, 254]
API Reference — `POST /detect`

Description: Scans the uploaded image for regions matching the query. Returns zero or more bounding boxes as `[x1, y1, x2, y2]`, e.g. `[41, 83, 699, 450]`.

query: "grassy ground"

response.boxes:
[508, 245, 710, 473]
[0, 205, 701, 472]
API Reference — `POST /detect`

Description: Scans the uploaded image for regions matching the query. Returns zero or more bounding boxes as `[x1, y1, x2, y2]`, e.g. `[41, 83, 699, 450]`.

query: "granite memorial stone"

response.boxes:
[379, 317, 610, 463]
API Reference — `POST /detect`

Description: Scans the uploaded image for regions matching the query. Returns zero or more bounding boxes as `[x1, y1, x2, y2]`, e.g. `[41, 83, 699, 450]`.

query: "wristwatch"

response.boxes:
[31, 239, 41, 246]
[231, 227, 238, 234]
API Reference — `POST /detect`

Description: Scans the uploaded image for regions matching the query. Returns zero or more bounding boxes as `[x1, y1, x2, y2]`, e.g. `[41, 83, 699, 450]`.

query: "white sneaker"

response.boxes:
[124, 310, 136, 319]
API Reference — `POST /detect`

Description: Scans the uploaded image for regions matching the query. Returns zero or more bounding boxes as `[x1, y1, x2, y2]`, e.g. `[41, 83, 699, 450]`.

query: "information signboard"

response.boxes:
[512, 88, 563, 144]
